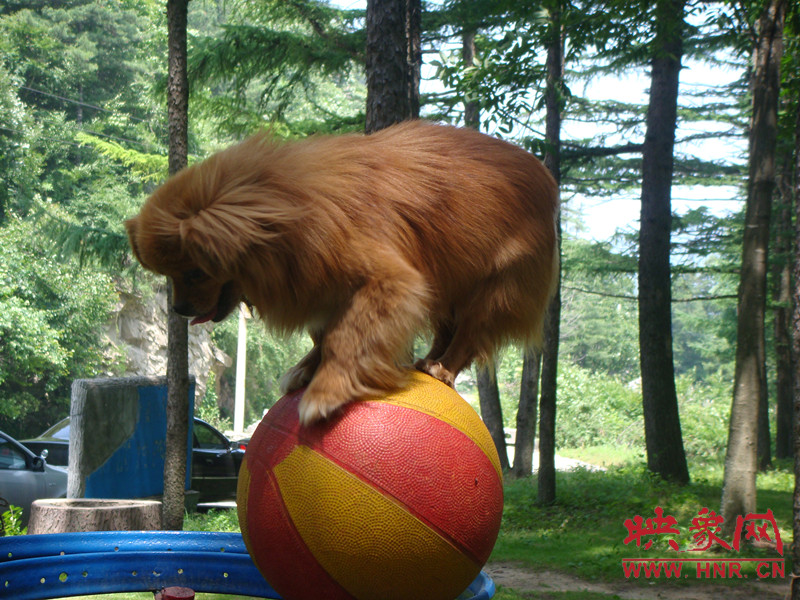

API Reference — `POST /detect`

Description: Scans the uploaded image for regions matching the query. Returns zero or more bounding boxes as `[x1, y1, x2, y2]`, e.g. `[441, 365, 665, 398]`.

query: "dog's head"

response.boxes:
[125, 199, 245, 324]
[126, 135, 310, 324]
[125, 151, 263, 325]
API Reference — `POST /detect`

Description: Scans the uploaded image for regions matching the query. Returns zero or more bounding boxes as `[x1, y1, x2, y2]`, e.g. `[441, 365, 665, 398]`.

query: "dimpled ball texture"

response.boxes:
[237, 371, 504, 600]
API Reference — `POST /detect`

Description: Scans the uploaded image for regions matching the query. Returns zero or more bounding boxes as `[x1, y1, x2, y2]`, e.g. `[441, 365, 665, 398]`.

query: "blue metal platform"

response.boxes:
[0, 530, 495, 599]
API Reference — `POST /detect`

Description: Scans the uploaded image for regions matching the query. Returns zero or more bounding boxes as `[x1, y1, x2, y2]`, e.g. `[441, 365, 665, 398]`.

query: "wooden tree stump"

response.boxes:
[28, 499, 162, 534]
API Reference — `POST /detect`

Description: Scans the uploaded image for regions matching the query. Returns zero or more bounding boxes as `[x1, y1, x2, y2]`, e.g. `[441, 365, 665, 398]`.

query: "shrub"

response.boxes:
[555, 364, 643, 449]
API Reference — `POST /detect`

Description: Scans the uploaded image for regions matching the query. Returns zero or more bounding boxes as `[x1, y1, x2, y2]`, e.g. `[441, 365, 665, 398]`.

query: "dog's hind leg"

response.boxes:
[415, 337, 476, 389]
[297, 258, 431, 425]
[415, 320, 454, 365]
[416, 269, 538, 387]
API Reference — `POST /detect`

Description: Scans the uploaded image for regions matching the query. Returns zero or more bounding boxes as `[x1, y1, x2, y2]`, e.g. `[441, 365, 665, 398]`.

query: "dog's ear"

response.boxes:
[178, 205, 266, 274]
[174, 173, 303, 274]
[125, 217, 145, 265]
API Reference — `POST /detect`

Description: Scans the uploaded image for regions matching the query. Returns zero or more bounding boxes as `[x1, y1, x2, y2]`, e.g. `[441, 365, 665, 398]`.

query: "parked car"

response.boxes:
[0, 430, 67, 525]
[190, 418, 246, 501]
[22, 417, 244, 502]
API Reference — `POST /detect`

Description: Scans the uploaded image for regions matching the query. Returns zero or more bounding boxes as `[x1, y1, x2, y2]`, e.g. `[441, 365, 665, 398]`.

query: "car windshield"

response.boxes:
[0, 437, 28, 470]
[194, 421, 229, 450]
[38, 419, 70, 440]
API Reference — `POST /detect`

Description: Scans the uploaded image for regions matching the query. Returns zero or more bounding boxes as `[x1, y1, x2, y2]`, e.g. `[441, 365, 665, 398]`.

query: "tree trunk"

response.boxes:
[537, 0, 563, 505]
[163, 0, 191, 532]
[757, 379, 772, 469]
[460, 31, 512, 472]
[406, 0, 421, 119]
[365, 0, 412, 133]
[462, 29, 480, 128]
[477, 364, 509, 471]
[790, 57, 800, 600]
[461, 29, 508, 469]
[637, 0, 689, 485]
[514, 349, 540, 478]
[774, 145, 794, 460]
[28, 499, 162, 534]
[721, 0, 785, 537]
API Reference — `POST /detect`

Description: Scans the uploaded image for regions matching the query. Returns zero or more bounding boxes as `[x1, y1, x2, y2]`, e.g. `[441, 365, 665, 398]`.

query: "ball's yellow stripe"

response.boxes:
[275, 445, 479, 600]
[236, 456, 253, 551]
[368, 371, 503, 479]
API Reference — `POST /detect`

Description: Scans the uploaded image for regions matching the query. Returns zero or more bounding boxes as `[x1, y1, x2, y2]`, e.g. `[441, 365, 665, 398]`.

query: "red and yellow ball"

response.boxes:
[237, 371, 503, 600]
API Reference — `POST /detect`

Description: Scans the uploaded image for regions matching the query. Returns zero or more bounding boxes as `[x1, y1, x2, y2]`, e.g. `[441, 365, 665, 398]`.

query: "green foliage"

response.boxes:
[211, 314, 313, 424]
[1, 505, 26, 536]
[35, 195, 134, 271]
[188, 0, 366, 137]
[0, 217, 119, 438]
[184, 508, 240, 533]
[560, 239, 641, 378]
[196, 370, 232, 432]
[0, 65, 44, 220]
[76, 133, 168, 184]
[0, 0, 164, 204]
[545, 364, 731, 463]
[555, 364, 643, 449]
[674, 370, 733, 461]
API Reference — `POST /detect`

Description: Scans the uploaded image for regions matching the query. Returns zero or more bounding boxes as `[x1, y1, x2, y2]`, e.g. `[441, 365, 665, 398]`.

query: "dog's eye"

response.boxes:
[183, 269, 210, 285]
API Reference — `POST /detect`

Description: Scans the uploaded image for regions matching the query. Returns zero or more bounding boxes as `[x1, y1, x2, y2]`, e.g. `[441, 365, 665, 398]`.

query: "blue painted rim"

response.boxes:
[1, 531, 495, 600]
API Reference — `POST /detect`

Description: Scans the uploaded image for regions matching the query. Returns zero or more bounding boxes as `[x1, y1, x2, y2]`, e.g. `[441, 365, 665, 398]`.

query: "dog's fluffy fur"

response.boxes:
[126, 120, 559, 425]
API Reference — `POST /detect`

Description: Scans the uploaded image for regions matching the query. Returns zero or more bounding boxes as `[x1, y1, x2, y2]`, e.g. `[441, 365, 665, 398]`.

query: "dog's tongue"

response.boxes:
[190, 309, 217, 326]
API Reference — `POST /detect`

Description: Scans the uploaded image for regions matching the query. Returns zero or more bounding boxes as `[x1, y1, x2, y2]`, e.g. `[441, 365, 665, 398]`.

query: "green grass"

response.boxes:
[493, 460, 791, 577]
[494, 591, 623, 600]
[556, 444, 642, 468]
[488, 449, 792, 600]
[184, 507, 240, 533]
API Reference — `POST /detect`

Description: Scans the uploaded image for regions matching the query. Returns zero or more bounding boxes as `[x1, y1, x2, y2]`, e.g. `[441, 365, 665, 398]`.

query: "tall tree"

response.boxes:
[790, 47, 800, 600]
[537, 0, 564, 502]
[515, 349, 539, 477]
[774, 11, 799, 460]
[773, 165, 793, 460]
[477, 364, 510, 471]
[722, 0, 786, 536]
[365, 0, 415, 132]
[162, 0, 191, 532]
[637, 0, 690, 484]
[406, 0, 421, 118]
[462, 27, 509, 470]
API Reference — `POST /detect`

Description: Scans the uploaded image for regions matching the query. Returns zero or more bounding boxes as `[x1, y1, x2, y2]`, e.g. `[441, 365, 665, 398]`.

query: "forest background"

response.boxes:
[0, 0, 798, 511]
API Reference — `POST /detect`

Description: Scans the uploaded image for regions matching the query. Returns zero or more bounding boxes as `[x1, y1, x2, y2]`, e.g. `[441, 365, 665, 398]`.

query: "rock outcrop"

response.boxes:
[106, 287, 232, 403]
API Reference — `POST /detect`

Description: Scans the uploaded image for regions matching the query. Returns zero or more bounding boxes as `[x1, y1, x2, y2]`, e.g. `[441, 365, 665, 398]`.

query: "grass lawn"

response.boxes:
[494, 464, 792, 577]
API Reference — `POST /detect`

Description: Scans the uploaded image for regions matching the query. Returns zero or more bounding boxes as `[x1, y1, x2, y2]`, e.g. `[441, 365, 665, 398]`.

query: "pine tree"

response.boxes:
[722, 0, 786, 537]
[637, 0, 690, 484]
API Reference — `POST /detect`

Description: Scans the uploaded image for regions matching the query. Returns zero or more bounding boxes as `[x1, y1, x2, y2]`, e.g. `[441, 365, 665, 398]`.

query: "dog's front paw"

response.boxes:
[414, 359, 456, 387]
[297, 388, 348, 426]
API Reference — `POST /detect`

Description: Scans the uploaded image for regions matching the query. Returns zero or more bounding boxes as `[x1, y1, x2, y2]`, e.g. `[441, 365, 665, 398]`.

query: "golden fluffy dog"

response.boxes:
[125, 120, 558, 425]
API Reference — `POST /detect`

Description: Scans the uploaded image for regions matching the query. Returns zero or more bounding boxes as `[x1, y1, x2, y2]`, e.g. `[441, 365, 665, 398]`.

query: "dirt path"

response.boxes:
[485, 562, 789, 599]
